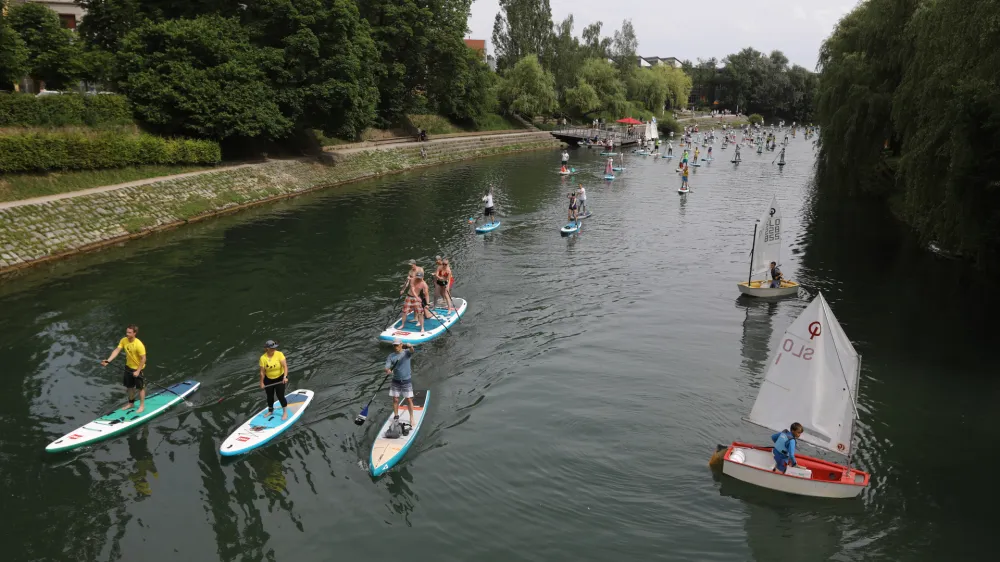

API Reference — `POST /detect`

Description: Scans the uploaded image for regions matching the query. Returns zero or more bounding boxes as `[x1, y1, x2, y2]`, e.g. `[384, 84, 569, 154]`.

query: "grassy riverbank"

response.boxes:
[0, 165, 216, 203]
[0, 132, 559, 272]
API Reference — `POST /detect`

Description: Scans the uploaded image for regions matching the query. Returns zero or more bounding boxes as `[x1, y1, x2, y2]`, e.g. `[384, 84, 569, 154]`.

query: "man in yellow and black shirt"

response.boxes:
[102, 324, 147, 413]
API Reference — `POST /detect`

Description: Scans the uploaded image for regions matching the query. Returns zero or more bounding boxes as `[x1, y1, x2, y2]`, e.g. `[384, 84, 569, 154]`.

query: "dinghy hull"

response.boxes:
[737, 280, 799, 297]
[721, 442, 868, 499]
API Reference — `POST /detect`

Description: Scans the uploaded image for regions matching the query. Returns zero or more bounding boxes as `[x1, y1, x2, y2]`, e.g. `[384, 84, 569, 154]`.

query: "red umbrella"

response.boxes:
[616, 117, 643, 125]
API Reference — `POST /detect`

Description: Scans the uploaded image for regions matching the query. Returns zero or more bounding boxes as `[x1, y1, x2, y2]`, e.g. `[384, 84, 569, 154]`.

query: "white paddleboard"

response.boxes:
[219, 389, 314, 456]
[370, 390, 430, 476]
[46, 380, 200, 453]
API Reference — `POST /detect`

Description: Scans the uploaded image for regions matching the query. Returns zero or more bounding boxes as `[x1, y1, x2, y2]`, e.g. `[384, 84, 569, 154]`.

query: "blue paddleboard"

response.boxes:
[475, 221, 501, 233]
[219, 389, 314, 456]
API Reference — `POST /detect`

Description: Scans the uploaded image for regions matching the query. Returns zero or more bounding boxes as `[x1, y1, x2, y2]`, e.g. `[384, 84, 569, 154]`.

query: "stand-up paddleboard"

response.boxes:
[678, 187, 690, 194]
[778, 162, 786, 167]
[370, 390, 430, 477]
[579, 211, 593, 220]
[731, 160, 741, 164]
[662, 154, 674, 159]
[379, 298, 467, 345]
[691, 162, 701, 167]
[612, 166, 625, 172]
[475, 221, 501, 234]
[46, 381, 200, 453]
[600, 152, 617, 156]
[604, 174, 615, 180]
[561, 221, 581, 235]
[219, 389, 314, 456]
[558, 169, 574, 175]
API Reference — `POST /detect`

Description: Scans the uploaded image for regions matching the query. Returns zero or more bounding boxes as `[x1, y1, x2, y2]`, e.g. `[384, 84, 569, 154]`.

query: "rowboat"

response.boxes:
[737, 195, 799, 297]
[721, 293, 870, 498]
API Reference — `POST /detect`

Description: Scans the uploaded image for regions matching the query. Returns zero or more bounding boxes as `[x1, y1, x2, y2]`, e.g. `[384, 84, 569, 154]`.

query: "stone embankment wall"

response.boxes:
[0, 132, 560, 273]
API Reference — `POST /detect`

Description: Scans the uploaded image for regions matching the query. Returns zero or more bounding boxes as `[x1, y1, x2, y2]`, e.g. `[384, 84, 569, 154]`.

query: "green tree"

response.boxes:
[492, 0, 553, 72]
[549, 15, 584, 98]
[497, 54, 556, 118]
[575, 57, 628, 118]
[0, 13, 29, 91]
[427, 36, 498, 124]
[360, 0, 432, 124]
[581, 21, 611, 60]
[564, 79, 600, 116]
[117, 16, 290, 140]
[611, 19, 638, 77]
[8, 3, 82, 90]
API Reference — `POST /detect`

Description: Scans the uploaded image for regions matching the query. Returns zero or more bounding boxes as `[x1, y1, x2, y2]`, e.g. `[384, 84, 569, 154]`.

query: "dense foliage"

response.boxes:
[682, 50, 817, 121]
[492, 4, 691, 122]
[7, 3, 82, 91]
[0, 12, 29, 91]
[0, 92, 132, 127]
[0, 131, 220, 173]
[815, 0, 1000, 270]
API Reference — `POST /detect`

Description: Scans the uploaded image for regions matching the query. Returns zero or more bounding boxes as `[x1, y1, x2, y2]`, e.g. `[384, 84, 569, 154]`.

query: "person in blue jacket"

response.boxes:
[772, 422, 803, 473]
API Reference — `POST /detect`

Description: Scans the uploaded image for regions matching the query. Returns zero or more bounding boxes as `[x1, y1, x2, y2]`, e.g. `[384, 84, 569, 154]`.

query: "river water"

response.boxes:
[2, 136, 997, 562]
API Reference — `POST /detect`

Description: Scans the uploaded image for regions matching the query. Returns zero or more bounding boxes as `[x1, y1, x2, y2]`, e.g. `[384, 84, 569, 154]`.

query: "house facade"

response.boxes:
[638, 56, 682, 69]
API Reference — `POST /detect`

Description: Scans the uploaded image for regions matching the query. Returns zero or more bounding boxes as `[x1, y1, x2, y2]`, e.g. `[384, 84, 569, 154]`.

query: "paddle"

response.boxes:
[145, 379, 194, 406]
[355, 359, 398, 425]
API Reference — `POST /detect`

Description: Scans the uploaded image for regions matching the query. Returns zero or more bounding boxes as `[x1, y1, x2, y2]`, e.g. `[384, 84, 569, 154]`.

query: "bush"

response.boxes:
[0, 131, 220, 173]
[657, 114, 682, 136]
[748, 113, 764, 125]
[0, 93, 133, 127]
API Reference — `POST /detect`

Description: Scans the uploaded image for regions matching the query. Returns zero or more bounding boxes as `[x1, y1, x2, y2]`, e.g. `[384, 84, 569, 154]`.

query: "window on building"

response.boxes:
[59, 14, 76, 29]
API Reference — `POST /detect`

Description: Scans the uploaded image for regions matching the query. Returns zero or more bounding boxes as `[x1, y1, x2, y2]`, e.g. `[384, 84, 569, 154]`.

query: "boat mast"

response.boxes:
[747, 221, 759, 285]
[847, 353, 863, 469]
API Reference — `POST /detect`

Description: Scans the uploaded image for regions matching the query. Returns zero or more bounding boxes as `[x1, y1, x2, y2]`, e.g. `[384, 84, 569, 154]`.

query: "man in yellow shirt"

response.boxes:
[101, 324, 147, 413]
[259, 340, 289, 420]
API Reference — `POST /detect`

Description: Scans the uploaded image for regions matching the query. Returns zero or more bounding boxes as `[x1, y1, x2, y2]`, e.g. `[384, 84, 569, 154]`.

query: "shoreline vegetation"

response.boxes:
[0, 132, 558, 274]
[815, 0, 1000, 271]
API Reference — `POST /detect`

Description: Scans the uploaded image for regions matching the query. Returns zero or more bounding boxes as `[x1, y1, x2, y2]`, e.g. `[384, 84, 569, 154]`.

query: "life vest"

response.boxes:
[773, 430, 794, 457]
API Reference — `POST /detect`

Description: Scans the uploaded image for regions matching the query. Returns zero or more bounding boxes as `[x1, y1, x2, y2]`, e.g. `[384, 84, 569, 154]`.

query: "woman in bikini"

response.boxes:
[434, 257, 455, 312]
[568, 192, 579, 224]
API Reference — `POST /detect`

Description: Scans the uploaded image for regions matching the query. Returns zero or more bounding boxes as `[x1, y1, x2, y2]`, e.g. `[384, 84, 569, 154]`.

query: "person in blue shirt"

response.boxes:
[385, 339, 416, 429]
[771, 422, 803, 473]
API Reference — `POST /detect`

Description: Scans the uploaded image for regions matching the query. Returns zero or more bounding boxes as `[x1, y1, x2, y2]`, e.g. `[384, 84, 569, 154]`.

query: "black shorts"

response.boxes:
[484, 206, 494, 217]
[123, 367, 145, 390]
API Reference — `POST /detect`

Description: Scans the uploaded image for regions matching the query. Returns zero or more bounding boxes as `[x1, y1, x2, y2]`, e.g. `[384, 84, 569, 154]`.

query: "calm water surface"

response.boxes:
[2, 135, 997, 561]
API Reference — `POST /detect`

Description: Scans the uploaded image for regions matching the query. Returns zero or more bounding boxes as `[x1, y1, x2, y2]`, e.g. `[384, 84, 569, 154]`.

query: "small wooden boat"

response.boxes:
[721, 293, 870, 499]
[737, 195, 799, 298]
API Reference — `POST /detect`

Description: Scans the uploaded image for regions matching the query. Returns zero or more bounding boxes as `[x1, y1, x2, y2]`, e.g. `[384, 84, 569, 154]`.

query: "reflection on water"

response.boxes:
[126, 427, 158, 497]
[3, 141, 999, 561]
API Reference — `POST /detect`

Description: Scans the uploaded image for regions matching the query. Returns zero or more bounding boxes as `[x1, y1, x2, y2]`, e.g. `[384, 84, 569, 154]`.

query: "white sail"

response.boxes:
[747, 293, 860, 457]
[752, 195, 782, 276]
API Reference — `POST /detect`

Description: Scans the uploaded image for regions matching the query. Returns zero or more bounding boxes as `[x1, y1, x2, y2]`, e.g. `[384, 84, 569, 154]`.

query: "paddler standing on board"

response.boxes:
[259, 339, 289, 420]
[433, 256, 455, 312]
[561, 150, 569, 166]
[567, 192, 579, 224]
[386, 338, 416, 432]
[681, 163, 689, 190]
[400, 269, 431, 333]
[101, 324, 147, 413]
[666, 141, 673, 157]
[477, 187, 495, 227]
[577, 183, 588, 216]
[771, 422, 803, 473]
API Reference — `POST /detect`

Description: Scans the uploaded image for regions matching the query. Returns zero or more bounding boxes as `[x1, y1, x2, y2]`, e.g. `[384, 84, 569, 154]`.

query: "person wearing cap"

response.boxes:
[101, 324, 147, 413]
[259, 340, 289, 420]
[385, 339, 416, 429]
[400, 269, 431, 332]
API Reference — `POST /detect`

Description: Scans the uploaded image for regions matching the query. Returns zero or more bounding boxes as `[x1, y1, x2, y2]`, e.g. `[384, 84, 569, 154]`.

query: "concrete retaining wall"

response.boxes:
[0, 131, 560, 273]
